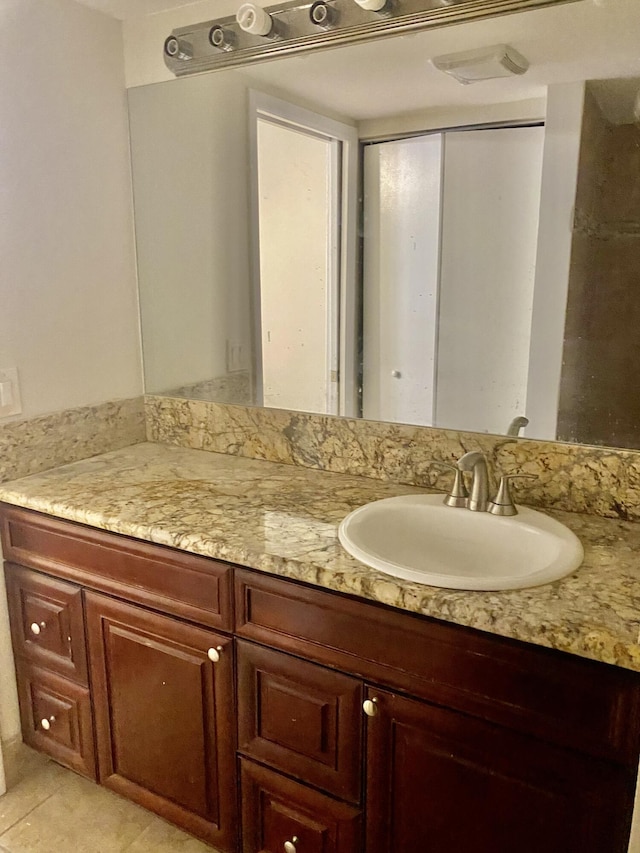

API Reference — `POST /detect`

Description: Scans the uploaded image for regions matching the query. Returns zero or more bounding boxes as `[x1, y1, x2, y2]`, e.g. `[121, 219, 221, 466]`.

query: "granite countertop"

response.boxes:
[1, 442, 639, 671]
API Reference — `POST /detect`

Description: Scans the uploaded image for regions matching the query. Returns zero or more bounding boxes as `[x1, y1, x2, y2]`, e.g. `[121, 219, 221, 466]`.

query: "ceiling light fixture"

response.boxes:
[431, 44, 529, 84]
[162, 1, 569, 77]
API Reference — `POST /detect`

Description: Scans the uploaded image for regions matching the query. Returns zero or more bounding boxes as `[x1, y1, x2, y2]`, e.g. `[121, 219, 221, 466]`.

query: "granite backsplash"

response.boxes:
[145, 395, 640, 522]
[0, 397, 146, 484]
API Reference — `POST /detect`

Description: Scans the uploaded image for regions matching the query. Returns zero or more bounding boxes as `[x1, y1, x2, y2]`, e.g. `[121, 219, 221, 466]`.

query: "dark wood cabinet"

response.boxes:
[235, 569, 640, 853]
[85, 591, 237, 852]
[3, 504, 640, 853]
[364, 687, 635, 853]
[234, 568, 640, 764]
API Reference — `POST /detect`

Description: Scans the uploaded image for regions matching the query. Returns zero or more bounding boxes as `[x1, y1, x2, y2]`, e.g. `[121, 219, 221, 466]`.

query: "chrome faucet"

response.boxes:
[457, 451, 489, 512]
[506, 416, 529, 437]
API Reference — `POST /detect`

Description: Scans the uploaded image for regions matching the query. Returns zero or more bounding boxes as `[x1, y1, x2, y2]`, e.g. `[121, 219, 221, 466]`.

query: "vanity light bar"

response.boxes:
[164, 0, 581, 76]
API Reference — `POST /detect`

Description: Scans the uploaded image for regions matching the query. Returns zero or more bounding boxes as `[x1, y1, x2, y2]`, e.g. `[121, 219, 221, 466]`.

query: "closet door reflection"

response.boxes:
[438, 126, 544, 435]
[363, 134, 443, 425]
[362, 125, 544, 434]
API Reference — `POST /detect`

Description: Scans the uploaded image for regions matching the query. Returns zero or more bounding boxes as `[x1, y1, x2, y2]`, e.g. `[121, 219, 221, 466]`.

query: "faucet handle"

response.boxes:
[488, 474, 537, 517]
[429, 461, 468, 508]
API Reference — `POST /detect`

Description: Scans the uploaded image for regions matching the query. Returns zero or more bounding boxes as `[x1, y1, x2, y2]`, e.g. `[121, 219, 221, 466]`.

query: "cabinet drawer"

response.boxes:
[5, 563, 87, 684]
[16, 661, 96, 780]
[237, 641, 362, 804]
[235, 569, 640, 765]
[240, 759, 361, 853]
[1, 505, 233, 631]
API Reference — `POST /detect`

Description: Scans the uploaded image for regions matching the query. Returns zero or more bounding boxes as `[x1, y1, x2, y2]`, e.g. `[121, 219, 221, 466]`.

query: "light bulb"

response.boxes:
[236, 3, 273, 36]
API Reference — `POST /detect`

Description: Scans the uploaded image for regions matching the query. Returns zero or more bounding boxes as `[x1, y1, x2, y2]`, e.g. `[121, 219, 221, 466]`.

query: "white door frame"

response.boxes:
[248, 90, 359, 416]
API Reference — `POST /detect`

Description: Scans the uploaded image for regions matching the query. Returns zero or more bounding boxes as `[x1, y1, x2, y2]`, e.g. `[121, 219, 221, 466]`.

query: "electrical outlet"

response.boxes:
[226, 340, 247, 373]
[0, 367, 22, 418]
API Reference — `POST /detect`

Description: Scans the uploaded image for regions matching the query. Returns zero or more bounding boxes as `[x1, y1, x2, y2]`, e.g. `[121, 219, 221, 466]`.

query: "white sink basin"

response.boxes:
[338, 495, 583, 591]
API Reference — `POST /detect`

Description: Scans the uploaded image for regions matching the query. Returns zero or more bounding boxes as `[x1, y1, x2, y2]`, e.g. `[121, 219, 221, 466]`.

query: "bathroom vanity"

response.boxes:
[2, 443, 640, 852]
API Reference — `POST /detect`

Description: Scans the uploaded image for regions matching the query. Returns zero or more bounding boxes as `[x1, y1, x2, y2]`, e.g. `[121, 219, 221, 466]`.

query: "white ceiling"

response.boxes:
[205, 0, 640, 123]
[75, 0, 208, 19]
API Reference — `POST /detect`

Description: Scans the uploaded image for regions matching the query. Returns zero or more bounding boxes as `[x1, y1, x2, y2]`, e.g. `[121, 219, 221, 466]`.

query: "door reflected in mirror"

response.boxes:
[251, 91, 358, 416]
[362, 125, 544, 437]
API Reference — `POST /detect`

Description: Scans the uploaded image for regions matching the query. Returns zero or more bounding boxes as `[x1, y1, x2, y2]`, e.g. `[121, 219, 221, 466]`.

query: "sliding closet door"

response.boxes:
[362, 134, 443, 425]
[436, 126, 544, 435]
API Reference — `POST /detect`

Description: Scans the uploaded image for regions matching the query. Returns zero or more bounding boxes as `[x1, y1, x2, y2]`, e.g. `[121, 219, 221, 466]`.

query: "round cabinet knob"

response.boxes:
[207, 646, 223, 663]
[363, 697, 379, 717]
[30, 622, 45, 636]
[40, 715, 55, 731]
[283, 837, 299, 853]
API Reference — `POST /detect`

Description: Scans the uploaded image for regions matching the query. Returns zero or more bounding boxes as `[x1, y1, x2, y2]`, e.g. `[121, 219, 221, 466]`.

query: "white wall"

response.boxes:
[0, 0, 142, 745]
[128, 70, 252, 393]
[0, 0, 142, 420]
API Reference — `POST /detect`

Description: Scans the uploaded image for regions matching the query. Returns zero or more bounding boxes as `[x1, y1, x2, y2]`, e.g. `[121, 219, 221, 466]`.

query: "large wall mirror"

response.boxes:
[129, 0, 640, 449]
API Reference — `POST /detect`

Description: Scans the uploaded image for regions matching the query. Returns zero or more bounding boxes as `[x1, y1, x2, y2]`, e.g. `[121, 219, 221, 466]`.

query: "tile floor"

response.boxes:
[0, 742, 219, 852]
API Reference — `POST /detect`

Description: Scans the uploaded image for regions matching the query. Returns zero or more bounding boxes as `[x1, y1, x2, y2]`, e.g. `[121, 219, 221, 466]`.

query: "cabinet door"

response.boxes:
[85, 592, 236, 852]
[365, 687, 634, 853]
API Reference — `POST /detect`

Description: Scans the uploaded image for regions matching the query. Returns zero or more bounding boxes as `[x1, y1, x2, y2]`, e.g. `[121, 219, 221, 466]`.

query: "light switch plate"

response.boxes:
[0, 367, 22, 418]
